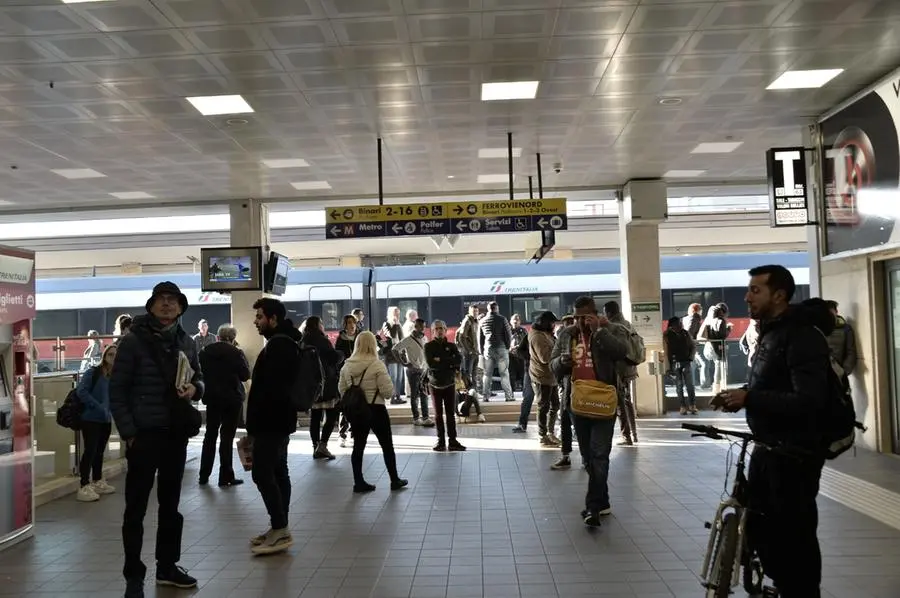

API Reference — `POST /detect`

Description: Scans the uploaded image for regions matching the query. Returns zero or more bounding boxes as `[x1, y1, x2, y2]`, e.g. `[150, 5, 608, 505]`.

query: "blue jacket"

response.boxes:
[76, 367, 111, 423]
[110, 315, 204, 440]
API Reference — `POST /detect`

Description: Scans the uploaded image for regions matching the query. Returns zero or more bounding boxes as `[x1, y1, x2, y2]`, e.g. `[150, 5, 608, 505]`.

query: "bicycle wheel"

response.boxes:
[707, 513, 739, 598]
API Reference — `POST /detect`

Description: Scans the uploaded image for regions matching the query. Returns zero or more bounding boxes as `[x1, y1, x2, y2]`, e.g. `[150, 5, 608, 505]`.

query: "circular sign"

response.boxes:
[343, 209, 354, 220]
[467, 204, 477, 215]
[550, 215, 564, 229]
[404, 222, 416, 234]
[469, 219, 482, 232]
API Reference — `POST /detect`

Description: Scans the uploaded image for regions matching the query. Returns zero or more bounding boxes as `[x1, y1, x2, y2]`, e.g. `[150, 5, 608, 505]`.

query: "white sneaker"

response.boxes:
[91, 480, 116, 495]
[339, 437, 347, 448]
[251, 528, 293, 555]
[76, 485, 100, 502]
[421, 417, 435, 427]
[477, 414, 486, 423]
[413, 418, 423, 426]
[598, 507, 612, 516]
[250, 528, 272, 547]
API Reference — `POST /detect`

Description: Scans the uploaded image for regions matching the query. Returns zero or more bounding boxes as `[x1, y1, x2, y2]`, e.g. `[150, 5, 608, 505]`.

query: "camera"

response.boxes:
[553, 162, 562, 174]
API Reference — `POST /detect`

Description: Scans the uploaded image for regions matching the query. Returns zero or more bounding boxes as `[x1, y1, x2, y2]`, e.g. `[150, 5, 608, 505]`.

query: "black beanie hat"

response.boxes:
[146, 281, 188, 315]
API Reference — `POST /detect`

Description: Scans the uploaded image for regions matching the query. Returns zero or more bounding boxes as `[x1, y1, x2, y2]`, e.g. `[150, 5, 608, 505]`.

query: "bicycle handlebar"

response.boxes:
[681, 423, 756, 442]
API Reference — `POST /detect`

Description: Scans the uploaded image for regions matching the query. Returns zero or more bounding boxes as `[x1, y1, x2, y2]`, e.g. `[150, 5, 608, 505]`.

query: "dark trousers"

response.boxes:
[509, 355, 525, 391]
[79, 420, 111, 486]
[310, 408, 339, 446]
[252, 434, 291, 530]
[747, 448, 824, 598]
[122, 431, 188, 581]
[199, 401, 240, 483]
[431, 385, 458, 443]
[559, 385, 584, 462]
[673, 361, 696, 407]
[574, 416, 615, 511]
[517, 369, 535, 428]
[461, 353, 478, 390]
[535, 383, 560, 438]
[459, 392, 481, 417]
[339, 414, 351, 439]
[406, 368, 430, 420]
[351, 404, 400, 485]
[618, 381, 638, 441]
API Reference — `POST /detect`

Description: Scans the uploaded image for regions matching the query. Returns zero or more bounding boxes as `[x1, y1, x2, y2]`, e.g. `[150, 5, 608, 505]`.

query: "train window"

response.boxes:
[78, 308, 107, 337]
[398, 300, 419, 321]
[512, 296, 561, 322]
[590, 294, 621, 315]
[315, 302, 342, 330]
[672, 291, 714, 317]
[284, 301, 308, 323]
[33, 310, 78, 339]
[429, 297, 460, 326]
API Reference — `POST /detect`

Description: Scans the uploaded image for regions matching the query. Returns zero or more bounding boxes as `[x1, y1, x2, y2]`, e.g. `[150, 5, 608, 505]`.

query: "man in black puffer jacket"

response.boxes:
[719, 265, 831, 598]
[478, 301, 514, 402]
[246, 298, 301, 556]
[110, 281, 204, 598]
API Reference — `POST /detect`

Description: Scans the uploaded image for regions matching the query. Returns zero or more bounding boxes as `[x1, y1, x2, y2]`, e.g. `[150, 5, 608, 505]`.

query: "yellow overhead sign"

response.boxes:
[325, 198, 566, 224]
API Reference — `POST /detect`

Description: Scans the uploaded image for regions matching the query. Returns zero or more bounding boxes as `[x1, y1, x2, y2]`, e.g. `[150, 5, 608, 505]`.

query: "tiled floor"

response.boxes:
[2, 415, 900, 598]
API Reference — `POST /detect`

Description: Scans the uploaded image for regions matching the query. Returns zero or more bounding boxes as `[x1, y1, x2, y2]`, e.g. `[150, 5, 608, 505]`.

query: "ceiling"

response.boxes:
[0, 0, 896, 213]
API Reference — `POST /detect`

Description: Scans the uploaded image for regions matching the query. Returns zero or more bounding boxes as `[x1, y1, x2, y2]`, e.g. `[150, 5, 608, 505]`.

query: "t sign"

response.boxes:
[766, 146, 809, 227]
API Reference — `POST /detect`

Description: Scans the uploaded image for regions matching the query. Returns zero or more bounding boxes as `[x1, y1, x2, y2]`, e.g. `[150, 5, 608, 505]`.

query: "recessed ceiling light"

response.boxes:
[481, 81, 539, 101]
[61, 0, 117, 3]
[658, 97, 683, 106]
[447, 175, 455, 179]
[262, 159, 309, 169]
[186, 94, 254, 116]
[664, 170, 706, 178]
[51, 168, 106, 179]
[110, 191, 154, 200]
[691, 142, 744, 154]
[291, 181, 331, 190]
[477, 174, 512, 184]
[766, 69, 843, 90]
[479, 147, 523, 159]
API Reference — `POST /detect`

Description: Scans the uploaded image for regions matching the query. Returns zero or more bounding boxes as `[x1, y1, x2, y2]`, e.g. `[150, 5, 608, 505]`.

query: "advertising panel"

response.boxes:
[821, 73, 900, 255]
[766, 147, 810, 227]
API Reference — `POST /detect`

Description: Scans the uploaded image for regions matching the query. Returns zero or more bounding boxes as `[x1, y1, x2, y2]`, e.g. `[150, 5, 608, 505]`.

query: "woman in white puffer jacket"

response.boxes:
[338, 331, 409, 494]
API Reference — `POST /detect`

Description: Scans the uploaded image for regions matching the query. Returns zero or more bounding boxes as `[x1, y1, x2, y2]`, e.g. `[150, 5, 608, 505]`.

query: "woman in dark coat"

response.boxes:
[301, 316, 343, 460]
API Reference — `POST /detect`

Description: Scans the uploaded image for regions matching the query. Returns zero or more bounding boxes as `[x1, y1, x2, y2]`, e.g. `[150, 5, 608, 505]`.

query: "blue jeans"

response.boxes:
[673, 361, 696, 407]
[517, 369, 535, 428]
[483, 347, 514, 401]
[387, 362, 405, 398]
[574, 416, 615, 512]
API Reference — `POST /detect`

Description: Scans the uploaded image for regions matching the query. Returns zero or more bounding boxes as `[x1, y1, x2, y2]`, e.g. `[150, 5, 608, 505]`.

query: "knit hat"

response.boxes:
[146, 281, 188, 315]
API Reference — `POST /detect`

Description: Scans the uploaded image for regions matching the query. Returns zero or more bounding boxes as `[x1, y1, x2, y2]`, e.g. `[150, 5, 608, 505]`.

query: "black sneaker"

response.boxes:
[511, 426, 527, 434]
[390, 397, 407, 405]
[390, 479, 409, 491]
[198, 477, 208, 486]
[448, 440, 467, 452]
[124, 578, 144, 598]
[218, 479, 244, 487]
[583, 511, 602, 528]
[156, 565, 197, 589]
[433, 442, 446, 452]
[353, 482, 376, 493]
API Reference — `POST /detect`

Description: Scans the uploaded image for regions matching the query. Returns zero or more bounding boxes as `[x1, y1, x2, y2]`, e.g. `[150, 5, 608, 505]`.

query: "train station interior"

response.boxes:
[2, 1, 900, 597]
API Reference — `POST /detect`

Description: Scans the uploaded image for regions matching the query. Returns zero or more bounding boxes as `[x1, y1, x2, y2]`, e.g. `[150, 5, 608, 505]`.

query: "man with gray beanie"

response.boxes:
[110, 281, 205, 598]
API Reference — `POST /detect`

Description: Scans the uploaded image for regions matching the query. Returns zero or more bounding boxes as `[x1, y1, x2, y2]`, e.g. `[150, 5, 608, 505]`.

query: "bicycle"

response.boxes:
[682, 423, 779, 598]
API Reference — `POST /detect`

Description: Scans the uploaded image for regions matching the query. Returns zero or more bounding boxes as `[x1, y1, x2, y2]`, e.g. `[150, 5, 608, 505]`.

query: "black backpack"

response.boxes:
[271, 334, 324, 412]
[339, 363, 377, 425]
[817, 328, 866, 459]
[57, 366, 102, 431]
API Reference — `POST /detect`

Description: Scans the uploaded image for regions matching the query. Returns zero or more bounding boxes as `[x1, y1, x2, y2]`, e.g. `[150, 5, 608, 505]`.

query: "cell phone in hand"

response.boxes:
[710, 392, 728, 410]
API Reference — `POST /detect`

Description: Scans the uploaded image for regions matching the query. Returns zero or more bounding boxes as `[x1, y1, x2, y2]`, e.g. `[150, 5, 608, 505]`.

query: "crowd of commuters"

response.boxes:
[61, 262, 858, 598]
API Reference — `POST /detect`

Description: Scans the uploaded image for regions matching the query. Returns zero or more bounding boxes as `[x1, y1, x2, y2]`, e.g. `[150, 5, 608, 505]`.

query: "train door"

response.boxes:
[384, 282, 430, 336]
[885, 261, 900, 453]
[309, 285, 354, 334]
[511, 295, 562, 323]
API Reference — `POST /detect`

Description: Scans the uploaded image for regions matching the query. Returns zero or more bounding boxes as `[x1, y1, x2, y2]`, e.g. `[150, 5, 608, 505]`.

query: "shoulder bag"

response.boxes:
[569, 332, 618, 420]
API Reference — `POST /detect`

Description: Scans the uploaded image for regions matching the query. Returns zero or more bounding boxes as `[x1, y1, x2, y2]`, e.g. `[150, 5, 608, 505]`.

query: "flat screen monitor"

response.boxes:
[200, 246, 263, 292]
[265, 251, 290, 296]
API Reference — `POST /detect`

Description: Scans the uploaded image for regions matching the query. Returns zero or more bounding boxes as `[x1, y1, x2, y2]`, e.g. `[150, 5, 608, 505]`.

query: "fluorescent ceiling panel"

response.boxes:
[291, 181, 332, 190]
[51, 168, 106, 179]
[691, 142, 743, 154]
[477, 174, 512, 184]
[664, 170, 706, 178]
[766, 69, 843, 90]
[481, 81, 539, 101]
[186, 94, 254, 116]
[479, 147, 523, 159]
[262, 159, 310, 169]
[110, 192, 155, 200]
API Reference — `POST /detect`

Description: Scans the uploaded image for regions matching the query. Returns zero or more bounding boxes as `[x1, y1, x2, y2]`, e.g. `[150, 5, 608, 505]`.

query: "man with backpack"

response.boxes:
[603, 301, 645, 446]
[718, 265, 831, 598]
[246, 298, 303, 556]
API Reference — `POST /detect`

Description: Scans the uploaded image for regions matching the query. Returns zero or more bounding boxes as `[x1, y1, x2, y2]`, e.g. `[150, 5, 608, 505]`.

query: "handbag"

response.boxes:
[569, 333, 618, 420]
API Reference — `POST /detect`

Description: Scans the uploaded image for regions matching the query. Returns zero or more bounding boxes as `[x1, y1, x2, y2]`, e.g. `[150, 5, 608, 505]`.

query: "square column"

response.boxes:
[229, 198, 270, 369]
[618, 180, 667, 416]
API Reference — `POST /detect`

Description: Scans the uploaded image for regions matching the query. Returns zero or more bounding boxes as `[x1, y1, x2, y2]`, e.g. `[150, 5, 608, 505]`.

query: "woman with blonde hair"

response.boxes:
[338, 331, 408, 493]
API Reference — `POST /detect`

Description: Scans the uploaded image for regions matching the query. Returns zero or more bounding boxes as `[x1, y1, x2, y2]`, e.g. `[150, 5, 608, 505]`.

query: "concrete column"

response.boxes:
[229, 198, 270, 369]
[804, 124, 823, 297]
[618, 180, 667, 417]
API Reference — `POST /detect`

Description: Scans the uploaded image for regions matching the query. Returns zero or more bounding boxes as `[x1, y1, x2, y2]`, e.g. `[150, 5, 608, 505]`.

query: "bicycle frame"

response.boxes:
[699, 437, 753, 592]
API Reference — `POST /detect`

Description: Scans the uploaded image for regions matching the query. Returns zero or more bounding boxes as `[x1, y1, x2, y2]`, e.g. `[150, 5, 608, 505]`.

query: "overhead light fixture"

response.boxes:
[691, 142, 743, 154]
[477, 174, 511, 184]
[186, 94, 254, 116]
[291, 181, 331, 190]
[766, 69, 843, 90]
[110, 191, 154, 200]
[479, 147, 523, 159]
[262, 159, 309, 169]
[61, 0, 117, 3]
[51, 168, 106, 179]
[447, 175, 455, 179]
[664, 170, 706, 178]
[657, 97, 683, 106]
[481, 81, 539, 101]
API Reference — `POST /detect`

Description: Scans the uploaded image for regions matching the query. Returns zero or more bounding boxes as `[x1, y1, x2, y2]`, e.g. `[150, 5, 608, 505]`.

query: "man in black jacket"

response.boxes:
[110, 282, 204, 598]
[198, 324, 250, 487]
[720, 265, 830, 598]
[247, 298, 300, 556]
[479, 301, 514, 402]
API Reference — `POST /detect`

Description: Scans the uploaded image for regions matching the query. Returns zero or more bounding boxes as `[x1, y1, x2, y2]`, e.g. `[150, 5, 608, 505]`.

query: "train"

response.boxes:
[34, 252, 810, 380]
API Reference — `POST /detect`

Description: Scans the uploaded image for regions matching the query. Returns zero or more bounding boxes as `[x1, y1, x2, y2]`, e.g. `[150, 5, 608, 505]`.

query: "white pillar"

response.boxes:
[229, 198, 270, 369]
[804, 124, 823, 297]
[619, 180, 667, 417]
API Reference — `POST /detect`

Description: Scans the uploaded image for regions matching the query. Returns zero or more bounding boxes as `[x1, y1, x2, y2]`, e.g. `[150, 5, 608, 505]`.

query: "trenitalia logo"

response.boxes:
[0, 255, 33, 284]
[490, 280, 504, 293]
[488, 280, 539, 295]
[197, 292, 230, 305]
